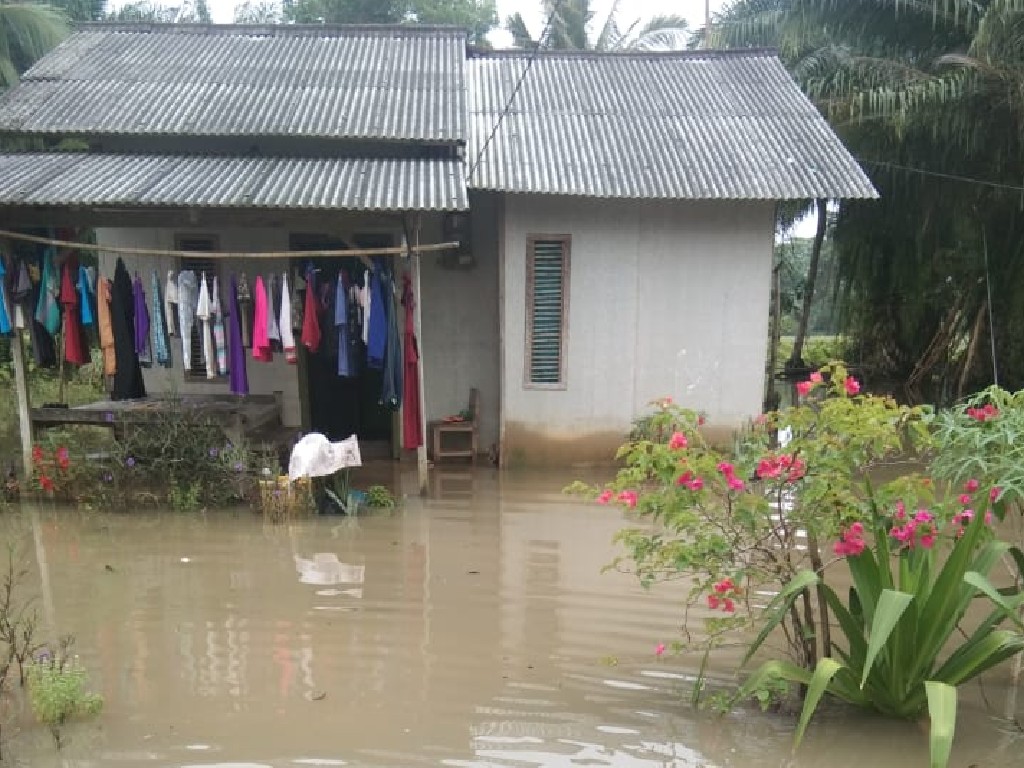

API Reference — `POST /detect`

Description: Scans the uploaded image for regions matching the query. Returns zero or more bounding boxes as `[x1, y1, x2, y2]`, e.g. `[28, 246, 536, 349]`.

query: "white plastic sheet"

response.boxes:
[287, 432, 361, 482]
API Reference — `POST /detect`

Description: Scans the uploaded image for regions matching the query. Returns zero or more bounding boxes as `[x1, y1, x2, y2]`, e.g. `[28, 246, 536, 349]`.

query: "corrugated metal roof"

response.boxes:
[467, 50, 877, 200]
[0, 153, 468, 211]
[0, 24, 467, 143]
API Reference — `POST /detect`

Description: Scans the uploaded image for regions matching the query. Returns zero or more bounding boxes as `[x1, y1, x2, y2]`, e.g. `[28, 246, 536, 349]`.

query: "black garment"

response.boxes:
[110, 258, 146, 400]
[27, 275, 56, 369]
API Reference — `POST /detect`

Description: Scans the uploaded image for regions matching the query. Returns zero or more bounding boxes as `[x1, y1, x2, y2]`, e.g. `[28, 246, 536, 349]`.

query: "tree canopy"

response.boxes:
[506, 0, 689, 51]
[0, 3, 68, 87]
[282, 0, 497, 44]
[714, 0, 1024, 403]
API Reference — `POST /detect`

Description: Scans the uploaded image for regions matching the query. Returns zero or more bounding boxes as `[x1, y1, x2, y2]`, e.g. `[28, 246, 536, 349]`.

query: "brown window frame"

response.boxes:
[175, 234, 221, 381]
[524, 234, 571, 390]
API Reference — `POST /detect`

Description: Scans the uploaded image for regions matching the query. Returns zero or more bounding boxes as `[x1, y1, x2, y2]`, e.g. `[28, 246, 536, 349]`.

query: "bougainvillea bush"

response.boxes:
[582, 363, 1024, 768]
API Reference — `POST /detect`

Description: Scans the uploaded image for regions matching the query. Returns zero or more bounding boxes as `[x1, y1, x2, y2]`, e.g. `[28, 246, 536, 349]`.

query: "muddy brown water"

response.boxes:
[1, 468, 1022, 767]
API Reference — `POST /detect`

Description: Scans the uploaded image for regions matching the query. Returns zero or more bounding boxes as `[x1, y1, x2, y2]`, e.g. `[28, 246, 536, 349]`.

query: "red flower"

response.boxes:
[32, 445, 44, 464]
[796, 380, 812, 397]
[844, 376, 861, 396]
[668, 432, 688, 450]
[965, 478, 980, 493]
[990, 486, 1002, 502]
[967, 403, 999, 422]
[38, 474, 54, 493]
[809, 372, 823, 384]
[617, 490, 638, 509]
[722, 598, 736, 613]
[675, 471, 693, 486]
[686, 477, 704, 491]
[55, 446, 70, 471]
[596, 490, 613, 505]
[707, 594, 721, 610]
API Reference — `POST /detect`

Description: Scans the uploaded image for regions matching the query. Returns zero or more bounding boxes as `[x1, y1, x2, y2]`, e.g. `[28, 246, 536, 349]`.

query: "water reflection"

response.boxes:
[2, 470, 1021, 768]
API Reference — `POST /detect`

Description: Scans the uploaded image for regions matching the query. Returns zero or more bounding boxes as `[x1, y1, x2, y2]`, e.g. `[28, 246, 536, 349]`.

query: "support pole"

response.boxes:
[12, 328, 34, 476]
[410, 216, 429, 495]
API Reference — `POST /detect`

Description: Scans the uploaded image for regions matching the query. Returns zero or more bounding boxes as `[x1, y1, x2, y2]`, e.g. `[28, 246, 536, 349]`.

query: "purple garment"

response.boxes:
[228, 275, 249, 395]
[132, 275, 151, 364]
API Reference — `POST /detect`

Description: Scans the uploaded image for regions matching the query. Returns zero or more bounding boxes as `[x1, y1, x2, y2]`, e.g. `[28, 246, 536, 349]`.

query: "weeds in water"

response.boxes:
[26, 637, 103, 748]
[0, 542, 42, 760]
[365, 485, 396, 509]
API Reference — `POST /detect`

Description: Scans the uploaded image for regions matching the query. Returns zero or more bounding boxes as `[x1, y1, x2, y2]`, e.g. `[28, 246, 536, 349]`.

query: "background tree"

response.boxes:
[283, 0, 497, 45]
[0, 3, 68, 87]
[715, 0, 1024, 403]
[234, 0, 281, 23]
[506, 0, 689, 51]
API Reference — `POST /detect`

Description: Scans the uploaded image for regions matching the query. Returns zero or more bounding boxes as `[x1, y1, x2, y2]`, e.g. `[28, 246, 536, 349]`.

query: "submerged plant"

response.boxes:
[26, 639, 103, 748]
[366, 485, 396, 509]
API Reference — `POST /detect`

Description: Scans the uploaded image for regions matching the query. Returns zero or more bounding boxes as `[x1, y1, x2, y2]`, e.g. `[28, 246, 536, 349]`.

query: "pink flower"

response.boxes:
[809, 371, 823, 383]
[844, 376, 861, 396]
[958, 494, 971, 506]
[965, 479, 980, 493]
[796, 380, 813, 397]
[786, 458, 807, 483]
[617, 490, 638, 509]
[985, 511, 993, 525]
[967, 403, 1000, 422]
[596, 489, 614, 505]
[716, 462, 734, 476]
[894, 501, 906, 520]
[835, 524, 866, 557]
[849, 521, 864, 536]
[727, 476, 746, 491]
[913, 509, 933, 524]
[668, 431, 688, 450]
[990, 486, 1002, 502]
[756, 457, 781, 479]
[655, 643, 666, 657]
[722, 598, 736, 613]
[920, 533, 935, 549]
[713, 578, 734, 594]
[686, 477, 704, 491]
[707, 594, 721, 610]
[675, 471, 693, 487]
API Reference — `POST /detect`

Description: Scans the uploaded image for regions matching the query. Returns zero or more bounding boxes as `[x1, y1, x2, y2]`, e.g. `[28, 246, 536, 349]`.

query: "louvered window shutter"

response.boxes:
[526, 237, 570, 387]
[177, 236, 218, 379]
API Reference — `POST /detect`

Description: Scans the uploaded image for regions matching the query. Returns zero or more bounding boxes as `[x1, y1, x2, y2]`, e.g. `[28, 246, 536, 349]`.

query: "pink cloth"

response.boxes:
[252, 275, 272, 362]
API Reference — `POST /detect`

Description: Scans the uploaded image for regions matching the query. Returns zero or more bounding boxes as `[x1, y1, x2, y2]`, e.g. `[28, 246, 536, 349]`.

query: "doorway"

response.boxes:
[290, 233, 396, 456]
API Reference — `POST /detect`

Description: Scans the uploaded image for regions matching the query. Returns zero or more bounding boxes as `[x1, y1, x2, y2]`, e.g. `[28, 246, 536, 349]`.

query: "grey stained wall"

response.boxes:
[500, 195, 776, 467]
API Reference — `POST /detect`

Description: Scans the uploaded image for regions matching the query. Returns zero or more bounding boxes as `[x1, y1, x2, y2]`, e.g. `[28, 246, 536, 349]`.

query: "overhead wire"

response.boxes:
[467, 0, 563, 179]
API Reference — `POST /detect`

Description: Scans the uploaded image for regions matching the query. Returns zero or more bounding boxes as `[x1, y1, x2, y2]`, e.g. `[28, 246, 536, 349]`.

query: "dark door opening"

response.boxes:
[290, 233, 395, 453]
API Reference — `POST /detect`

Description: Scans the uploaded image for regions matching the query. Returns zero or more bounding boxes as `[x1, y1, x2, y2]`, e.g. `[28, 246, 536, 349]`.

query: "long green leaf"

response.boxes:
[925, 681, 957, 768]
[821, 583, 868, 666]
[735, 659, 812, 704]
[794, 658, 843, 747]
[963, 571, 1024, 631]
[741, 569, 819, 667]
[932, 629, 1024, 686]
[861, 589, 914, 689]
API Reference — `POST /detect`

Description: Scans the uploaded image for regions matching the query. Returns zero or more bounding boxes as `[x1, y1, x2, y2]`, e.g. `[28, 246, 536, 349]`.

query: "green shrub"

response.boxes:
[26, 642, 103, 748]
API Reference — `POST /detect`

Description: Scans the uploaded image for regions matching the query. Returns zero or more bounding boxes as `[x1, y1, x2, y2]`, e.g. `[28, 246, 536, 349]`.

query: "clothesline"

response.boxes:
[0, 228, 460, 260]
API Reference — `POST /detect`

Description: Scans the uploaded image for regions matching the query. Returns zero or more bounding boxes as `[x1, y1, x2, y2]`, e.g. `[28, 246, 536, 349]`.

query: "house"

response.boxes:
[0, 23, 875, 467]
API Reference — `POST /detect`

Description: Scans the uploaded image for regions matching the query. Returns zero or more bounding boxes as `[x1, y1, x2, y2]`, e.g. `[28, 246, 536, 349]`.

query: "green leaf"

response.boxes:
[741, 569, 819, 667]
[963, 571, 1024, 631]
[925, 681, 956, 768]
[794, 658, 843, 747]
[736, 659, 812, 703]
[861, 589, 914, 689]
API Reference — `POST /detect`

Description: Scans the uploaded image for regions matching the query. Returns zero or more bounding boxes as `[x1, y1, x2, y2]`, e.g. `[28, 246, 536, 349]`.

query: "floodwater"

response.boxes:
[2, 468, 1023, 767]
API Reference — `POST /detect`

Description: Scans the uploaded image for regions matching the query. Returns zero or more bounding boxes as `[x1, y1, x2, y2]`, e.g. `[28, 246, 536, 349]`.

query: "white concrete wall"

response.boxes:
[500, 195, 775, 466]
[95, 227, 302, 426]
[418, 192, 501, 452]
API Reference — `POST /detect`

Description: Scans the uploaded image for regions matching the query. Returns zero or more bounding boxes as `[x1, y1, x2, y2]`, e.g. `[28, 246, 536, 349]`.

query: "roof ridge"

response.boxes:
[75, 22, 469, 37]
[467, 47, 779, 60]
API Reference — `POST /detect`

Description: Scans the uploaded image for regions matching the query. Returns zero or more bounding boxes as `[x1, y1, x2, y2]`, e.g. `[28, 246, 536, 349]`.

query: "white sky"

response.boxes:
[187, 0, 731, 32]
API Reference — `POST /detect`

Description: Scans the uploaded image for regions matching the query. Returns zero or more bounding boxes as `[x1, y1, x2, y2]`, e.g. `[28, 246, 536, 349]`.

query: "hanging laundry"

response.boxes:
[252, 274, 272, 362]
[300, 266, 321, 353]
[381, 270, 402, 409]
[28, 273, 57, 368]
[35, 248, 60, 337]
[164, 270, 178, 337]
[11, 259, 30, 331]
[280, 272, 297, 365]
[110, 258, 146, 400]
[401, 273, 422, 450]
[360, 269, 371, 345]
[366, 264, 387, 369]
[97, 276, 116, 377]
[228, 274, 249, 395]
[319, 277, 338, 365]
[291, 272, 303, 334]
[347, 281, 362, 374]
[211, 276, 228, 376]
[176, 270, 198, 371]
[132, 273, 152, 366]
[150, 271, 172, 368]
[76, 265, 94, 326]
[60, 256, 89, 365]
[237, 273, 253, 348]
[266, 274, 281, 350]
[0, 258, 11, 335]
[196, 273, 217, 378]
[335, 274, 351, 377]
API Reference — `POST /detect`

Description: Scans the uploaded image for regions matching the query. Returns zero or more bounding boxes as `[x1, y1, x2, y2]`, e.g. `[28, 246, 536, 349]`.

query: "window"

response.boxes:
[176, 235, 219, 379]
[525, 235, 570, 388]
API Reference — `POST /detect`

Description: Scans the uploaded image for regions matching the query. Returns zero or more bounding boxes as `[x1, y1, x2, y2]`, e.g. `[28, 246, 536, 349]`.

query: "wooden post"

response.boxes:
[410, 216, 429, 495]
[12, 328, 34, 475]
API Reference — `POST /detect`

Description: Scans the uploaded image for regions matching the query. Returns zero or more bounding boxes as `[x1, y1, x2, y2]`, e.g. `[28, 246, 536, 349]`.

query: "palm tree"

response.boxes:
[506, 0, 689, 51]
[715, 0, 1024, 400]
[0, 3, 68, 87]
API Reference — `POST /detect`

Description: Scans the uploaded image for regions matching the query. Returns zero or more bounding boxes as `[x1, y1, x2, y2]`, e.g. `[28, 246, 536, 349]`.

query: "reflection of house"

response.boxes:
[0, 24, 874, 464]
